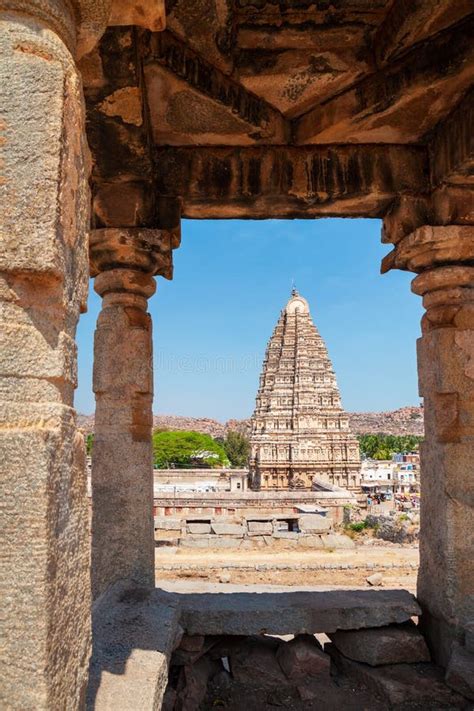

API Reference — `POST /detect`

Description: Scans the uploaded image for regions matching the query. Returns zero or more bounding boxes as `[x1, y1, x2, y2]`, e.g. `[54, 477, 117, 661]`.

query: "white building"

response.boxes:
[360, 460, 395, 496]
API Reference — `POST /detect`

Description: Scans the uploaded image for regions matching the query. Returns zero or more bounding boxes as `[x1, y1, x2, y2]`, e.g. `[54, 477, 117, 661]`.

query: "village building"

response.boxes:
[249, 290, 361, 491]
[1, 1, 473, 708]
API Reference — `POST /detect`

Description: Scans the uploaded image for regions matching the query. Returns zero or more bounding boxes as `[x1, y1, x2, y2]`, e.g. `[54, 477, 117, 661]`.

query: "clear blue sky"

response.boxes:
[76, 218, 423, 420]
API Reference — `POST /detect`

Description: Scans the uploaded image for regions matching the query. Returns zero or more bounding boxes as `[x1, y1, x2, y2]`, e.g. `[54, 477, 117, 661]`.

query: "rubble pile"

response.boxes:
[366, 513, 420, 544]
[163, 624, 469, 711]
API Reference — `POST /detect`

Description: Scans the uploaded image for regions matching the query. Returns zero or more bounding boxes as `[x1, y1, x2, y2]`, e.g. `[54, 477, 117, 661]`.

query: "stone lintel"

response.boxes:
[89, 227, 180, 279]
[430, 87, 474, 188]
[381, 187, 474, 246]
[154, 145, 428, 219]
[108, 0, 166, 32]
[173, 588, 421, 637]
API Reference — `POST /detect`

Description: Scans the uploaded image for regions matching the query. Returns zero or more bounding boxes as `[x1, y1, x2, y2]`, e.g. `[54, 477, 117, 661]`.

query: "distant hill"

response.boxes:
[78, 405, 424, 437]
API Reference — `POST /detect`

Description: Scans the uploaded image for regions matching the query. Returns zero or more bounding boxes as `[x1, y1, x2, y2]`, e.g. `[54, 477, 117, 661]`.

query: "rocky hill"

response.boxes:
[349, 406, 424, 436]
[78, 405, 424, 437]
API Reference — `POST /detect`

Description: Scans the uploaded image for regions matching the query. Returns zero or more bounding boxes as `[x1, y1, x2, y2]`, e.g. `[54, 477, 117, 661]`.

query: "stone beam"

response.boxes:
[430, 88, 474, 188]
[373, 0, 473, 66]
[142, 30, 287, 144]
[154, 145, 428, 219]
[108, 0, 166, 32]
[295, 17, 474, 145]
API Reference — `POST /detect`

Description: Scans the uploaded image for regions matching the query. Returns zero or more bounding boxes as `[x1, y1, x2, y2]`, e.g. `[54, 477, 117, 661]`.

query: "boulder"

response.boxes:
[445, 645, 474, 701]
[218, 571, 231, 584]
[367, 572, 383, 587]
[178, 656, 222, 711]
[328, 622, 430, 666]
[328, 645, 466, 707]
[229, 636, 286, 689]
[229, 636, 287, 689]
[366, 514, 418, 544]
[276, 634, 330, 680]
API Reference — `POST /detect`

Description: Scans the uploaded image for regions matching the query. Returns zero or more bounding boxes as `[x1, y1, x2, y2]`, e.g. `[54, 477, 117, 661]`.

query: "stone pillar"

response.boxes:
[0, 1, 107, 708]
[90, 228, 179, 599]
[382, 225, 474, 666]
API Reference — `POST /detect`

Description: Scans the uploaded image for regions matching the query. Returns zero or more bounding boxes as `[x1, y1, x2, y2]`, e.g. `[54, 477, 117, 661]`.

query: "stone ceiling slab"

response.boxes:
[143, 30, 288, 144]
[295, 17, 474, 144]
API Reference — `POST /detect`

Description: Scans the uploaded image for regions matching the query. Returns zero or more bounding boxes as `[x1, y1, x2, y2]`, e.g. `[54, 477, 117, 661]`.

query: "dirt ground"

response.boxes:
[155, 544, 419, 590]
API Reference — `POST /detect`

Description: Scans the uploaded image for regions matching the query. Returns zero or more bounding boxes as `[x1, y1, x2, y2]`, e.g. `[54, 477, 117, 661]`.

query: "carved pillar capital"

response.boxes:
[381, 225, 474, 332]
[0, 0, 112, 58]
[90, 226, 180, 292]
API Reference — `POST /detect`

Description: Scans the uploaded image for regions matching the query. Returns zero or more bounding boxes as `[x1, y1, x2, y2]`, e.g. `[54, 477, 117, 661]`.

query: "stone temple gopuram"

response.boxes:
[1, 0, 473, 708]
[249, 290, 360, 492]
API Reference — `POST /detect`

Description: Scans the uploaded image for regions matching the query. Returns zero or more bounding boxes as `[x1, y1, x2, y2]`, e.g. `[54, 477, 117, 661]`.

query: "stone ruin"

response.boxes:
[1, 0, 473, 708]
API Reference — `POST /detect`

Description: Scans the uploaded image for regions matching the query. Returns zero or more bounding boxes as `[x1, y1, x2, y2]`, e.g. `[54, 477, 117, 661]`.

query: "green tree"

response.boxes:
[152, 430, 230, 469]
[358, 433, 423, 459]
[85, 433, 94, 455]
[221, 430, 250, 468]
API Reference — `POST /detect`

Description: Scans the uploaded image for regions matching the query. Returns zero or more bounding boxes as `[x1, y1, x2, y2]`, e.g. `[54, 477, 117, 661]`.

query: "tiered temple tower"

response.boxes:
[249, 290, 361, 492]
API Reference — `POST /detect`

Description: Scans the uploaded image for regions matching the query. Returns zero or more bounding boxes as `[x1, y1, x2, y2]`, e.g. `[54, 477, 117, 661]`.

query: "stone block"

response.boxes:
[229, 637, 287, 689]
[208, 538, 241, 549]
[180, 537, 209, 549]
[367, 573, 384, 587]
[322, 533, 355, 549]
[176, 589, 421, 637]
[298, 515, 331, 533]
[328, 622, 430, 666]
[445, 645, 474, 701]
[154, 517, 182, 531]
[210, 522, 245, 536]
[328, 645, 466, 708]
[247, 521, 273, 534]
[88, 584, 181, 711]
[276, 635, 329, 679]
[298, 535, 326, 548]
[187, 523, 211, 535]
[272, 531, 299, 540]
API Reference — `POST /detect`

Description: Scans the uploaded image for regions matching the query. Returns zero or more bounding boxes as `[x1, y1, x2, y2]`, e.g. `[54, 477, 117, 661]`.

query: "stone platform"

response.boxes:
[87, 582, 422, 710]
